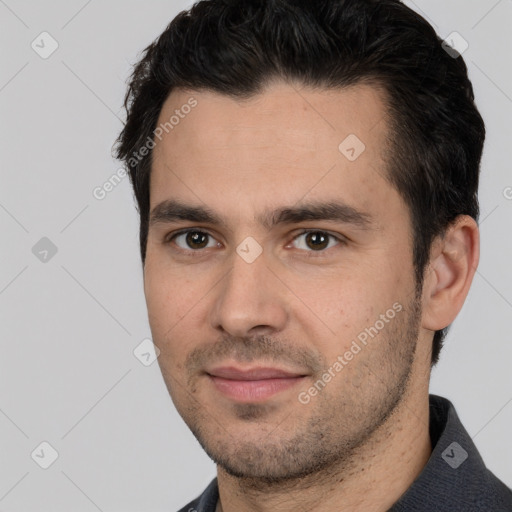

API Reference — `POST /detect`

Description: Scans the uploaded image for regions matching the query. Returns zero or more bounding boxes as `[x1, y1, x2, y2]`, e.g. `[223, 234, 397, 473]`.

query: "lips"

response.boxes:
[207, 366, 305, 380]
[206, 366, 307, 402]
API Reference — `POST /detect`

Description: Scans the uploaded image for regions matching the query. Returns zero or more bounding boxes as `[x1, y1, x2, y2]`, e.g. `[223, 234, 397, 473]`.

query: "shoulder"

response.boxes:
[391, 395, 512, 511]
[176, 477, 219, 512]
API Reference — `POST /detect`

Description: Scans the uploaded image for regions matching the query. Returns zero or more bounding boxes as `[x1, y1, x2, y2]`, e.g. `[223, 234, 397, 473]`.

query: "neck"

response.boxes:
[216, 380, 432, 512]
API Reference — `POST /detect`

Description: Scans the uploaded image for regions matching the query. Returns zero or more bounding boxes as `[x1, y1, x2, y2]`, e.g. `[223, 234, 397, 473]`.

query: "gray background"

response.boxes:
[0, 0, 511, 510]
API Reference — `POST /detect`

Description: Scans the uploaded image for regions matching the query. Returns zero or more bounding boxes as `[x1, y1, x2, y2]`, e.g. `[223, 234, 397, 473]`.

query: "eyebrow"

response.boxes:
[148, 199, 375, 231]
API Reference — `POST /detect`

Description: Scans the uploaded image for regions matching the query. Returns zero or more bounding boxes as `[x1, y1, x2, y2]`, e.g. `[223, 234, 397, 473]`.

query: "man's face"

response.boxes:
[144, 82, 426, 481]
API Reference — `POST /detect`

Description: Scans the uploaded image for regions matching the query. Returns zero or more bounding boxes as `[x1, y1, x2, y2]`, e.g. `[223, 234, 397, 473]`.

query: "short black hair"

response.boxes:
[114, 0, 485, 367]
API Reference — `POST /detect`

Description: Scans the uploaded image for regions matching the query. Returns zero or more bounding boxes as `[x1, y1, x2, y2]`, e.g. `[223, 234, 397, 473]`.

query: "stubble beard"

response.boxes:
[169, 291, 422, 492]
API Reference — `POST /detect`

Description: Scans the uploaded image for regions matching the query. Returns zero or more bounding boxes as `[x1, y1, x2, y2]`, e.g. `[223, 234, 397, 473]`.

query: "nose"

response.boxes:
[209, 247, 289, 338]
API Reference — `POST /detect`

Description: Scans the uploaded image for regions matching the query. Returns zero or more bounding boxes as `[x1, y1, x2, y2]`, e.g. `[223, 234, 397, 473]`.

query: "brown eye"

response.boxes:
[291, 230, 343, 253]
[171, 230, 218, 250]
[185, 231, 209, 249]
[304, 231, 329, 250]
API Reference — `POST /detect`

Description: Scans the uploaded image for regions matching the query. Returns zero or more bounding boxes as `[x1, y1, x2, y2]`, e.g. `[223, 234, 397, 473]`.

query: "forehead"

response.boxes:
[154, 81, 388, 155]
[149, 81, 403, 228]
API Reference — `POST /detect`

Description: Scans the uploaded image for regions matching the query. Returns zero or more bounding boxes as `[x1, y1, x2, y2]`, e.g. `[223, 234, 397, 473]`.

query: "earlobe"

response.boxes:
[421, 215, 480, 331]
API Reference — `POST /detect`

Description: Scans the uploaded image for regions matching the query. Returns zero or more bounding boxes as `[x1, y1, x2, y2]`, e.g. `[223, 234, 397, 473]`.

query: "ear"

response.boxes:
[421, 215, 479, 331]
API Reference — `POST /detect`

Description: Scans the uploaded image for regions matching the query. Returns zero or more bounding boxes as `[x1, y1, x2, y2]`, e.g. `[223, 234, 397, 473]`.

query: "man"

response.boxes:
[115, 0, 512, 510]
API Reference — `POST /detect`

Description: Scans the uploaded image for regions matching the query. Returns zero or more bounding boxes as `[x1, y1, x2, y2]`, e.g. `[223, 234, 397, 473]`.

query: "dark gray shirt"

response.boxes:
[177, 394, 512, 511]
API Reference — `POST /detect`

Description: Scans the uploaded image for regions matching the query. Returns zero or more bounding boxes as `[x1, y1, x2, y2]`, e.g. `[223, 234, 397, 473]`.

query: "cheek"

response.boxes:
[144, 269, 184, 347]
[145, 258, 194, 319]
[307, 274, 397, 351]
[144, 262, 211, 369]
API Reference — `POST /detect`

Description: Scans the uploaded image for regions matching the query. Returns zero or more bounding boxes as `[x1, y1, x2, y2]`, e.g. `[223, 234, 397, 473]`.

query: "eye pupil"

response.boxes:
[186, 231, 208, 249]
[306, 232, 329, 250]
[177, 230, 333, 252]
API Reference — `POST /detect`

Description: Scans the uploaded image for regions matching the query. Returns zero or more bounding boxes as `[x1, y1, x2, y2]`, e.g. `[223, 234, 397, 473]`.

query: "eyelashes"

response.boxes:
[165, 228, 347, 258]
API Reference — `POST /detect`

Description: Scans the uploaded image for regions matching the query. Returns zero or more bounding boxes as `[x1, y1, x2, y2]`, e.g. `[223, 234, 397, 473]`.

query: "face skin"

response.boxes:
[143, 81, 479, 511]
